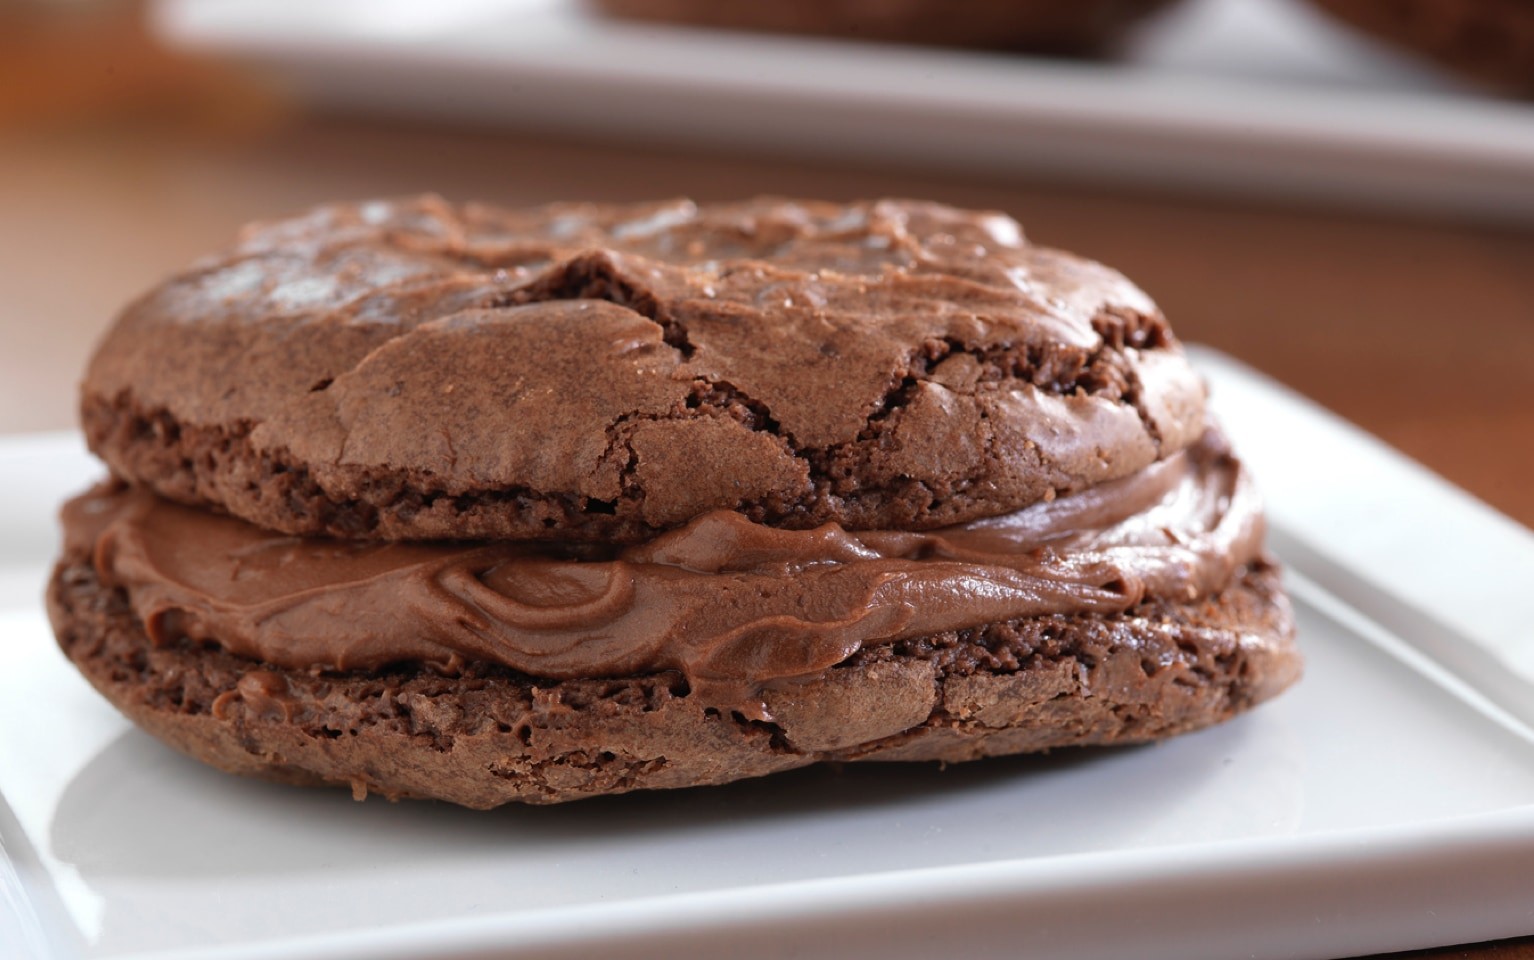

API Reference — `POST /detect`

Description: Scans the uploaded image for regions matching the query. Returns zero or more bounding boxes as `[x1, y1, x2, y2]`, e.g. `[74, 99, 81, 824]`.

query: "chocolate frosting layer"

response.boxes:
[65, 430, 1260, 717]
[84, 196, 1206, 540]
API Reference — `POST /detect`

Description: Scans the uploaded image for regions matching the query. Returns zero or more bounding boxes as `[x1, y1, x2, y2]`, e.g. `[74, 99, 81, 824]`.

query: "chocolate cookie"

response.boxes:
[60, 195, 1296, 806]
[1308, 0, 1534, 94]
[590, 0, 1181, 55]
[49, 430, 1298, 807]
[82, 196, 1206, 543]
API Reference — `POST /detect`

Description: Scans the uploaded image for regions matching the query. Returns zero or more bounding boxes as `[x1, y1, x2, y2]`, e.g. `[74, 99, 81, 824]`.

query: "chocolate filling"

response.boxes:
[64, 429, 1261, 719]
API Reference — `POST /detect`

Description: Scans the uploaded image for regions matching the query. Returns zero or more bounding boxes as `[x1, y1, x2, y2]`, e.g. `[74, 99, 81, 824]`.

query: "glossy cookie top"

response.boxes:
[83, 195, 1204, 541]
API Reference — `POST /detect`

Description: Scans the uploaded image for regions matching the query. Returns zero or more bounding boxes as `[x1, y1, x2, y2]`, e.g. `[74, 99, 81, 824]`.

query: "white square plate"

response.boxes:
[2, 349, 1532, 960]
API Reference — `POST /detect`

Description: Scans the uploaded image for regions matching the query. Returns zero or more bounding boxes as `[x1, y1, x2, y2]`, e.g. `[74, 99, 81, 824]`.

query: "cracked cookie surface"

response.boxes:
[82, 196, 1206, 541]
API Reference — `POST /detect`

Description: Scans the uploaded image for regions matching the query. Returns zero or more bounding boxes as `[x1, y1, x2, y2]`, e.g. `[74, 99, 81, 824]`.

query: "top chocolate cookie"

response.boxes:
[82, 196, 1205, 541]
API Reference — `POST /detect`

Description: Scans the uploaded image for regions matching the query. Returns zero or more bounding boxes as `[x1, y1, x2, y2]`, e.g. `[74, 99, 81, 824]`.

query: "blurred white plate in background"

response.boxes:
[151, 0, 1534, 222]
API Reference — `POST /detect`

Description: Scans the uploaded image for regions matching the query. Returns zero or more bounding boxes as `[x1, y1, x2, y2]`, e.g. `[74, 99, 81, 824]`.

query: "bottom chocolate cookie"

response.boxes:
[48, 557, 1299, 807]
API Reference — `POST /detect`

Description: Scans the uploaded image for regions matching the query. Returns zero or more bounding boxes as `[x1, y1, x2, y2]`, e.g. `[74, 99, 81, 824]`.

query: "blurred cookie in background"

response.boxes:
[1306, 0, 1534, 94]
[589, 0, 1184, 54]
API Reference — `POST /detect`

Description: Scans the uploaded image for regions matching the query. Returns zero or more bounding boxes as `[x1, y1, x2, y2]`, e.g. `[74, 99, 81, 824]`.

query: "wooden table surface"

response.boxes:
[0, 5, 1530, 959]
